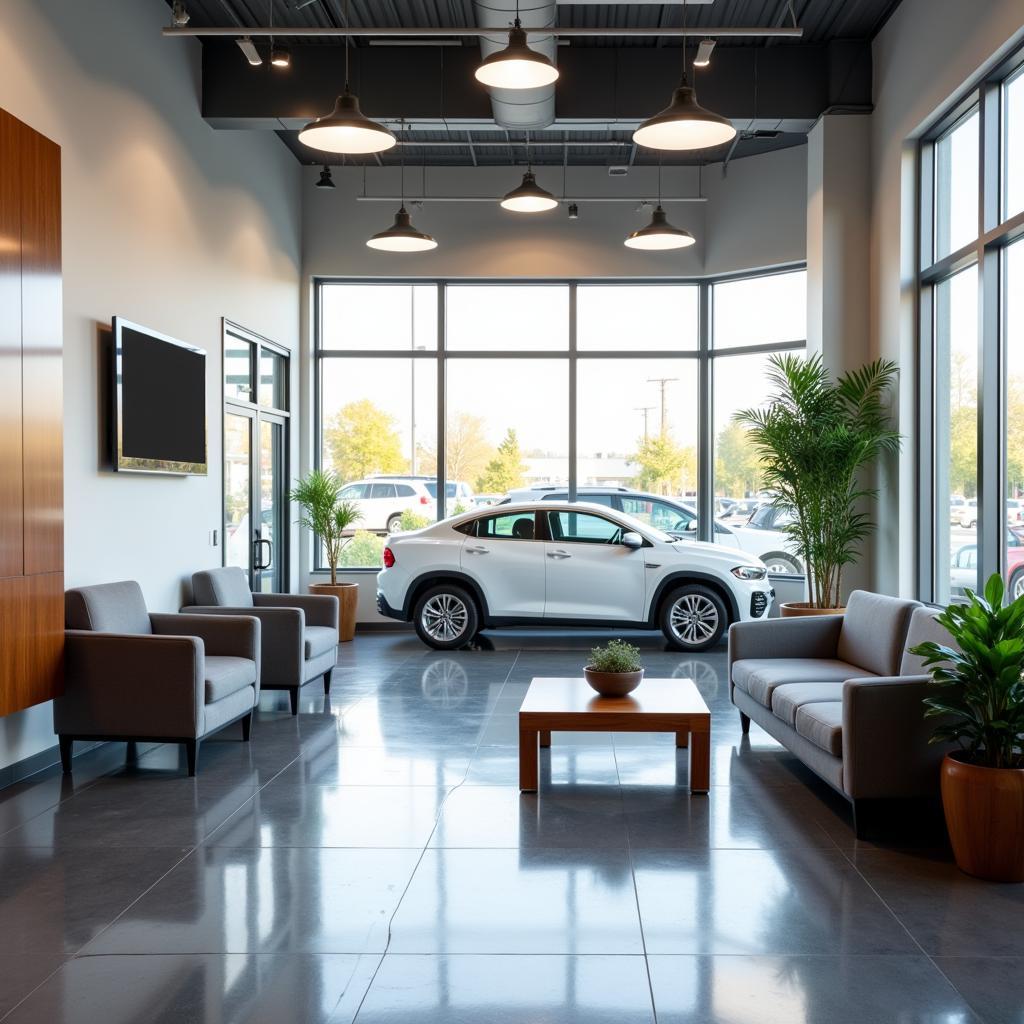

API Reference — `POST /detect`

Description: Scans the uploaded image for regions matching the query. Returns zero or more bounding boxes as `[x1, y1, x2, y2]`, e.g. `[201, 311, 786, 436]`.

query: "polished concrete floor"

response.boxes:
[0, 631, 1021, 1023]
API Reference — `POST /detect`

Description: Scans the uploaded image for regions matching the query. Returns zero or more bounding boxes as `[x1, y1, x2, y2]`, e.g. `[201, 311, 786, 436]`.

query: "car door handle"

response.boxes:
[465, 546, 489, 554]
[547, 550, 572, 559]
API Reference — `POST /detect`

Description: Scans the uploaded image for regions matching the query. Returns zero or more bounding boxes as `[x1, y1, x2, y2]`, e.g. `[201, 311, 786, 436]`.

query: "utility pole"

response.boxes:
[647, 377, 679, 434]
[635, 406, 655, 441]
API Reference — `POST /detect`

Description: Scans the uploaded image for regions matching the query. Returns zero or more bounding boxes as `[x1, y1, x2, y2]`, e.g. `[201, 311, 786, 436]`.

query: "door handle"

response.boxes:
[465, 546, 489, 555]
[254, 537, 273, 571]
[547, 550, 572, 559]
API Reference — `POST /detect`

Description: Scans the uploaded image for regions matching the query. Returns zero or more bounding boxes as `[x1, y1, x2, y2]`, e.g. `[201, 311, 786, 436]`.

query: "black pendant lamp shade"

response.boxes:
[624, 205, 695, 250]
[315, 166, 335, 189]
[633, 84, 737, 151]
[475, 20, 560, 90]
[298, 89, 396, 155]
[500, 170, 559, 213]
[366, 206, 437, 252]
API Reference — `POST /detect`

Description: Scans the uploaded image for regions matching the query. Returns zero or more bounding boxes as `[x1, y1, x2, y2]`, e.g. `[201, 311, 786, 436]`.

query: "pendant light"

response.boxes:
[297, 0, 395, 155]
[624, 157, 695, 251]
[500, 134, 558, 213]
[475, 0, 559, 91]
[367, 132, 437, 252]
[314, 165, 335, 189]
[632, 1, 736, 152]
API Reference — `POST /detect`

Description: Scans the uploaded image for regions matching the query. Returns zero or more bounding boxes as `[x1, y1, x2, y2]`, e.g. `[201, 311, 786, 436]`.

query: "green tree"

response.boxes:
[476, 428, 527, 493]
[632, 431, 696, 495]
[947, 351, 977, 498]
[324, 399, 407, 482]
[417, 413, 495, 485]
[337, 530, 385, 568]
[715, 422, 764, 497]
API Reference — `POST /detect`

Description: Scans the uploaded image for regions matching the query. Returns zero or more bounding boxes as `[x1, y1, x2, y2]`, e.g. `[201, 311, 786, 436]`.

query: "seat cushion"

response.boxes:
[305, 625, 339, 660]
[771, 682, 845, 726]
[795, 701, 844, 756]
[732, 658, 868, 708]
[204, 655, 257, 704]
[837, 591, 920, 677]
[191, 567, 254, 608]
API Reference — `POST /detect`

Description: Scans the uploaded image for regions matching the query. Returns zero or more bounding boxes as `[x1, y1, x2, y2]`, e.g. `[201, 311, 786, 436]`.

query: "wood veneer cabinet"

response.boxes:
[0, 108, 63, 716]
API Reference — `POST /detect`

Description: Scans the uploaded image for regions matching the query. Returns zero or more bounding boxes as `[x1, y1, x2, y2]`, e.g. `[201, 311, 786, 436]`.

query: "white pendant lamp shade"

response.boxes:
[624, 205, 695, 250]
[633, 85, 737, 151]
[500, 170, 558, 213]
[475, 23, 559, 90]
[366, 207, 437, 252]
[298, 90, 396, 155]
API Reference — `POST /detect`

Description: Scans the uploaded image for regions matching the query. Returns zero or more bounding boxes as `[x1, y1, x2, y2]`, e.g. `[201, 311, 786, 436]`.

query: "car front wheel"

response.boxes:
[413, 584, 479, 650]
[1010, 568, 1024, 602]
[386, 513, 403, 534]
[761, 551, 802, 575]
[660, 585, 727, 651]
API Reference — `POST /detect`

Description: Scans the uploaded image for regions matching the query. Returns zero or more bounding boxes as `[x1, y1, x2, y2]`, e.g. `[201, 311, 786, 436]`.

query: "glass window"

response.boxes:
[547, 510, 623, 544]
[224, 337, 254, 402]
[477, 512, 537, 540]
[446, 285, 568, 350]
[935, 109, 979, 260]
[577, 285, 698, 350]
[1004, 66, 1024, 220]
[396, 484, 416, 497]
[620, 496, 695, 534]
[369, 483, 397, 499]
[320, 284, 437, 350]
[712, 270, 807, 349]
[1005, 240, 1024, 597]
[575, 493, 612, 507]
[340, 483, 367, 499]
[259, 349, 287, 409]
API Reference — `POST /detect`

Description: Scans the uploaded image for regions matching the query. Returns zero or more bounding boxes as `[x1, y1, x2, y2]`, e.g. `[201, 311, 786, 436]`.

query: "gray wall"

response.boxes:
[0, 0, 302, 770]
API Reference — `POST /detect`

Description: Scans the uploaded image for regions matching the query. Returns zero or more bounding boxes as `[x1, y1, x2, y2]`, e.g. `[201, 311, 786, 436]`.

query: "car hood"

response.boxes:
[666, 538, 766, 569]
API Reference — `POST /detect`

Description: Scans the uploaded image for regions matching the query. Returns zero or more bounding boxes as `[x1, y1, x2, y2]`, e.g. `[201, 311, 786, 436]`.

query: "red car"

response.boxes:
[950, 528, 1024, 599]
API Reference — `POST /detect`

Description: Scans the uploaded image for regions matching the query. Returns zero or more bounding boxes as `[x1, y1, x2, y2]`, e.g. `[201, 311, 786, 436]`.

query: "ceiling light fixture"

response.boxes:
[567, 202, 579, 220]
[315, 165, 335, 188]
[366, 126, 437, 252]
[501, 133, 558, 213]
[475, 1, 560, 91]
[297, 0, 396, 154]
[171, 1, 190, 28]
[237, 36, 262, 65]
[267, 1, 290, 68]
[633, 1, 736, 151]
[624, 157, 695, 251]
[693, 38, 716, 67]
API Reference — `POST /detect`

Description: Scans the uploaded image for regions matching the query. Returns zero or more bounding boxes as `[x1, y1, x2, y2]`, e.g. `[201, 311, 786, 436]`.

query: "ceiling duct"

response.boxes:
[474, 0, 557, 131]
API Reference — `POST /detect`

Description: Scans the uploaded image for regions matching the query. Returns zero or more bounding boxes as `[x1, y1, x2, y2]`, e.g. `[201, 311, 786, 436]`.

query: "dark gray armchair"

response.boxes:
[56, 581, 261, 776]
[187, 567, 339, 715]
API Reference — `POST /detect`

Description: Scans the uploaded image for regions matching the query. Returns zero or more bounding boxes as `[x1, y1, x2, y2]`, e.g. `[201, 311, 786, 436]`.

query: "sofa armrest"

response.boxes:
[253, 592, 340, 629]
[728, 615, 844, 665]
[57, 630, 203, 739]
[842, 675, 946, 799]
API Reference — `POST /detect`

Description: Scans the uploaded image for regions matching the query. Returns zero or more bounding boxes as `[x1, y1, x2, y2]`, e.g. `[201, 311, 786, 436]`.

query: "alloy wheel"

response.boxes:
[421, 593, 469, 643]
[669, 593, 720, 647]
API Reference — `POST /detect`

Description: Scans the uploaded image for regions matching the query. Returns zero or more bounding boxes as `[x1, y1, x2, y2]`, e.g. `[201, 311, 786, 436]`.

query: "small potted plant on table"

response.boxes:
[911, 573, 1024, 881]
[290, 470, 362, 643]
[585, 639, 644, 697]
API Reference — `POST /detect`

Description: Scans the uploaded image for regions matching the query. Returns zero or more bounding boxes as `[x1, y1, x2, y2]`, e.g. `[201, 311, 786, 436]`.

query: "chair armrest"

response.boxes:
[841, 675, 947, 799]
[728, 615, 844, 665]
[182, 607, 298, 689]
[57, 630, 203, 739]
[153, 612, 260, 662]
[253, 592, 340, 629]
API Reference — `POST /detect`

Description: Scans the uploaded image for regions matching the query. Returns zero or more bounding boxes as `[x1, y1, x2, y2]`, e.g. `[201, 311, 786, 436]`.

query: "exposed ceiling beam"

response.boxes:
[165, 24, 805, 38]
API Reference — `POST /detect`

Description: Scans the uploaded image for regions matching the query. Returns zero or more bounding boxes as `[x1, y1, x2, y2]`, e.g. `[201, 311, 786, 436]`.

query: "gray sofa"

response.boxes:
[187, 567, 339, 716]
[57, 581, 261, 776]
[729, 591, 953, 836]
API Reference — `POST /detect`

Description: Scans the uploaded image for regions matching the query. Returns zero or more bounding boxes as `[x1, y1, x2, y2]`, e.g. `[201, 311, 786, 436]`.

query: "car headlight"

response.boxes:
[731, 565, 767, 581]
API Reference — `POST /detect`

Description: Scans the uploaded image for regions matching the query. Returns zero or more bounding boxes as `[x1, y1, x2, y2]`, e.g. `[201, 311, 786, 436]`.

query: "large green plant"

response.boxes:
[911, 573, 1024, 770]
[289, 470, 362, 585]
[735, 354, 901, 609]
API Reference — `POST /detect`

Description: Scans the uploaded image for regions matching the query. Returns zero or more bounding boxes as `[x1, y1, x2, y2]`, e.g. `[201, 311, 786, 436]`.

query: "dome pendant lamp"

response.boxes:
[624, 157, 695, 251]
[297, 0, 395, 155]
[500, 133, 559, 213]
[366, 134, 437, 253]
[475, 0, 559, 91]
[632, 1, 736, 152]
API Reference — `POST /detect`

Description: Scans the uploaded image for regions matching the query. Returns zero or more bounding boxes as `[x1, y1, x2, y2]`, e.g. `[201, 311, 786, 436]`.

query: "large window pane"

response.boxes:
[712, 270, 807, 349]
[576, 359, 699, 502]
[577, 285, 698, 350]
[1005, 241, 1024, 598]
[935, 265, 978, 602]
[935, 110, 979, 260]
[446, 286, 568, 350]
[446, 359, 568, 494]
[320, 284, 437, 350]
[1005, 66, 1024, 220]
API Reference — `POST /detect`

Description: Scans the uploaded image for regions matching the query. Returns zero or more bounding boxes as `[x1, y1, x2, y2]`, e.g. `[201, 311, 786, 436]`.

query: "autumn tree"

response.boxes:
[715, 422, 764, 497]
[632, 431, 697, 495]
[476, 428, 527, 493]
[324, 399, 407, 482]
[416, 413, 495, 484]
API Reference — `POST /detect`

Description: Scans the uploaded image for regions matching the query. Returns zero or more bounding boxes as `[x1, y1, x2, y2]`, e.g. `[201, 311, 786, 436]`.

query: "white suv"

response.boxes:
[377, 501, 774, 651]
[339, 477, 436, 533]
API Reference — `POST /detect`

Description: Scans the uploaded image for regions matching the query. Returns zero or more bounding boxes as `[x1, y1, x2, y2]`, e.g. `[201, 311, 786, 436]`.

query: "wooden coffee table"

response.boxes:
[518, 677, 711, 794]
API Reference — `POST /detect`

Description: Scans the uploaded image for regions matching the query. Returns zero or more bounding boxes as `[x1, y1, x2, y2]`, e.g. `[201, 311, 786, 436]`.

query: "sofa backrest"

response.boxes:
[191, 566, 254, 608]
[836, 590, 921, 676]
[65, 580, 152, 635]
[901, 606, 957, 675]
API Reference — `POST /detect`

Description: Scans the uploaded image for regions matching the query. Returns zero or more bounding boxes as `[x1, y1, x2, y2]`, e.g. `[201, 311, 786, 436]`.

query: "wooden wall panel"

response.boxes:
[0, 111, 24, 580]
[0, 573, 64, 716]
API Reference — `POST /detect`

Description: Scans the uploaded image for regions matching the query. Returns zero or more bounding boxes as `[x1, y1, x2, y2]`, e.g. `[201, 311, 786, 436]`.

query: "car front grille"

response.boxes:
[751, 591, 771, 618]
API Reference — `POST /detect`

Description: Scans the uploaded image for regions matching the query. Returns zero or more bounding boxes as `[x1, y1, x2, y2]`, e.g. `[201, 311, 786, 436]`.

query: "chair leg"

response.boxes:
[289, 688, 299, 716]
[185, 740, 199, 777]
[323, 668, 333, 695]
[126, 740, 138, 763]
[59, 736, 73, 775]
[241, 712, 253, 742]
[739, 711, 750, 735]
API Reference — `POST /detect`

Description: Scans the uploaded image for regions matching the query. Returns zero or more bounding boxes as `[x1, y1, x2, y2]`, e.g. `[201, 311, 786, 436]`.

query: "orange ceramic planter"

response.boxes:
[779, 602, 846, 617]
[310, 582, 358, 642]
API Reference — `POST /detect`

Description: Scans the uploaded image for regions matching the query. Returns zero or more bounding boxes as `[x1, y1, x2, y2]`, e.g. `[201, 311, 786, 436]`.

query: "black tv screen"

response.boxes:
[113, 318, 207, 475]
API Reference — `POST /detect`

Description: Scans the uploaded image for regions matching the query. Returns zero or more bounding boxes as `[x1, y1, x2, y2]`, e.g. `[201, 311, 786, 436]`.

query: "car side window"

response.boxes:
[548, 510, 624, 545]
[340, 484, 366, 499]
[620, 497, 691, 532]
[476, 512, 537, 541]
[395, 484, 416, 497]
[369, 483, 397, 499]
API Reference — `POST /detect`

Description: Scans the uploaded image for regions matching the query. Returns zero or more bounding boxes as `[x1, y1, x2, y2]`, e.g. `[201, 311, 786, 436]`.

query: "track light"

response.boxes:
[500, 170, 558, 213]
[237, 36, 262, 66]
[315, 166, 335, 189]
[171, 1, 190, 28]
[270, 45, 291, 68]
[567, 203, 579, 220]
[693, 38, 716, 68]
[475, 19, 559, 91]
[624, 206, 695, 250]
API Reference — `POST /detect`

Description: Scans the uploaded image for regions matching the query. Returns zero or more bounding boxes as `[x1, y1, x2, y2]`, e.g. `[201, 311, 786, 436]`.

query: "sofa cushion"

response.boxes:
[192, 567, 254, 608]
[204, 655, 257, 704]
[836, 591, 920, 677]
[795, 701, 844, 756]
[900, 607, 957, 675]
[65, 581, 152, 635]
[771, 682, 845, 726]
[305, 625, 339, 660]
[732, 658, 869, 708]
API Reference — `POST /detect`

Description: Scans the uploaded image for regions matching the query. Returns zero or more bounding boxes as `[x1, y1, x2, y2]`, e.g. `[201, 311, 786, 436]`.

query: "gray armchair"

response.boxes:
[187, 567, 339, 715]
[57, 581, 261, 776]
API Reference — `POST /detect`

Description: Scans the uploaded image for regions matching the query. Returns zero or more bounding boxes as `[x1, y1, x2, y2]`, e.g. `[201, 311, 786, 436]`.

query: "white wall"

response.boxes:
[0, 0, 302, 770]
[870, 0, 1024, 597]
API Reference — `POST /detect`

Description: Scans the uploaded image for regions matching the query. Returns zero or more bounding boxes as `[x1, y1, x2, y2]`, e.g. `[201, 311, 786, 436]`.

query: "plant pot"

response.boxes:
[780, 602, 847, 618]
[941, 752, 1024, 882]
[310, 582, 358, 642]
[583, 667, 644, 697]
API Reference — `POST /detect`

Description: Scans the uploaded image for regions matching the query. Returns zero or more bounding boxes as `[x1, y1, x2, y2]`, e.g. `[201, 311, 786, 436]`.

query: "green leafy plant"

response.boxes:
[337, 530, 385, 569]
[399, 509, 433, 532]
[735, 354, 901, 609]
[588, 639, 643, 673]
[911, 573, 1024, 770]
[289, 470, 363, 585]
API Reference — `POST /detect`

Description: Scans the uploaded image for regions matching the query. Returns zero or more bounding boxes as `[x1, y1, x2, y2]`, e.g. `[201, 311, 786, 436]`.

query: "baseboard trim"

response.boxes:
[0, 738, 103, 792]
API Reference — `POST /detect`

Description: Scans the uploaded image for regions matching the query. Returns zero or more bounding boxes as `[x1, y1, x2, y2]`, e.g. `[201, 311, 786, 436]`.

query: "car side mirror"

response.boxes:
[685, 520, 698, 532]
[622, 531, 644, 549]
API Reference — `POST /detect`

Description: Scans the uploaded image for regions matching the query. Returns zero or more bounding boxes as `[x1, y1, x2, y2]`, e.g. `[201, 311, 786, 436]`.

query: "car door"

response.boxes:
[460, 511, 546, 618]
[543, 509, 647, 621]
[339, 483, 371, 529]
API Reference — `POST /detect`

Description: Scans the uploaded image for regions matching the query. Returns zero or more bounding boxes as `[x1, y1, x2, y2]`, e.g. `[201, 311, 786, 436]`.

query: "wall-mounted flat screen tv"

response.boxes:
[113, 317, 207, 475]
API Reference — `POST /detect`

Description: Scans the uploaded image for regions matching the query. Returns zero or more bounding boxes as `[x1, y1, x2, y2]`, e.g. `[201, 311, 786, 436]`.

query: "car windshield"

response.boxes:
[592, 506, 674, 544]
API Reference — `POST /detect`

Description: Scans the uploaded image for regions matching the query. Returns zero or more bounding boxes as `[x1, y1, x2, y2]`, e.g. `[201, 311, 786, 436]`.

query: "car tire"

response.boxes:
[1010, 568, 1024, 602]
[761, 552, 802, 575]
[386, 513, 403, 534]
[413, 584, 479, 650]
[660, 584, 728, 652]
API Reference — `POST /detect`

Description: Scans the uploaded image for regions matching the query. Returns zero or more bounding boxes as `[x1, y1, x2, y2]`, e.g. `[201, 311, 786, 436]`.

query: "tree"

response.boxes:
[477, 428, 527, 493]
[715, 422, 764, 497]
[417, 413, 495, 484]
[324, 399, 407, 482]
[632, 431, 696, 495]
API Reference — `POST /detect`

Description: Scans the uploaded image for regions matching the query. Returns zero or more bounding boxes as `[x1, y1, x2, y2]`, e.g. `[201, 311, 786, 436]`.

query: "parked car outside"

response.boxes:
[728, 503, 805, 575]
[425, 480, 474, 517]
[957, 498, 979, 530]
[719, 498, 760, 524]
[1007, 499, 1024, 526]
[377, 501, 774, 651]
[949, 495, 967, 525]
[338, 477, 436, 534]
[950, 529, 1024, 599]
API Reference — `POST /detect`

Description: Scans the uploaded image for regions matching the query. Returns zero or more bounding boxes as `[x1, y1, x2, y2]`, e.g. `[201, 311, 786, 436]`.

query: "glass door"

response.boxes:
[257, 418, 286, 592]
[224, 411, 253, 576]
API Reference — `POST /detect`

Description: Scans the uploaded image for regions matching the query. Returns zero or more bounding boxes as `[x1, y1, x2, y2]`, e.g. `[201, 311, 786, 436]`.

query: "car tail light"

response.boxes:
[419, 495, 429, 505]
[382, 547, 395, 568]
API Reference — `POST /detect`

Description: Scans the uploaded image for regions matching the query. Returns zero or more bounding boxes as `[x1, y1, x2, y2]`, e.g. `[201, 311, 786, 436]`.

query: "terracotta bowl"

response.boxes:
[584, 667, 644, 697]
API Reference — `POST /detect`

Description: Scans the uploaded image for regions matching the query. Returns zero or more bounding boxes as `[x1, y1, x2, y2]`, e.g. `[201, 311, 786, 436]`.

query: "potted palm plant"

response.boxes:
[290, 470, 362, 642]
[911, 574, 1024, 882]
[584, 639, 644, 697]
[735, 354, 900, 614]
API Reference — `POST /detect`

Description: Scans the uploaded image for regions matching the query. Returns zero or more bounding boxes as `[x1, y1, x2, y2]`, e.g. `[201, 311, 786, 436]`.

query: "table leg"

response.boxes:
[689, 730, 710, 793]
[519, 725, 539, 792]
[676, 730, 689, 748]
[539, 730, 551, 748]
